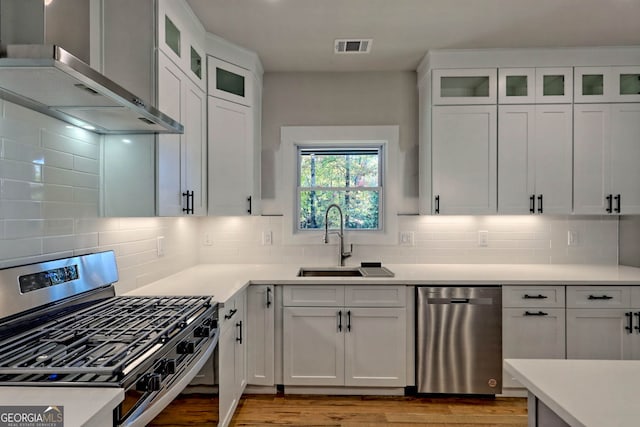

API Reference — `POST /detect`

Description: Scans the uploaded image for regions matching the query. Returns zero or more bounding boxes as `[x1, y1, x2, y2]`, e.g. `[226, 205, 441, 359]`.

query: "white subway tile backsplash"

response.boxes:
[0, 200, 42, 219]
[0, 159, 42, 182]
[73, 156, 99, 174]
[4, 220, 44, 239]
[42, 131, 99, 159]
[0, 180, 43, 201]
[44, 219, 74, 236]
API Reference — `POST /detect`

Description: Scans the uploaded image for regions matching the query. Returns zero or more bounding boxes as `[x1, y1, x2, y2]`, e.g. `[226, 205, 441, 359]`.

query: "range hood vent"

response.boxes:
[0, 45, 183, 134]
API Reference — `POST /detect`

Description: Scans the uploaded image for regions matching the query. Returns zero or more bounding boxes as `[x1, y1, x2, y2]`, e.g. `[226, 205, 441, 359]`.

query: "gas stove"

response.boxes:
[0, 251, 219, 426]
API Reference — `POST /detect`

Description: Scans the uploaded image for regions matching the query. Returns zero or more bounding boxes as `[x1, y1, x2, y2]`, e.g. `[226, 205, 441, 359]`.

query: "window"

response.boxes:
[280, 126, 399, 245]
[297, 147, 382, 231]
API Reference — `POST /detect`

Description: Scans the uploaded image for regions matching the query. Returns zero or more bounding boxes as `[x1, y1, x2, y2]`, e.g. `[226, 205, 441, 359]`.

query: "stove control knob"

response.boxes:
[136, 373, 162, 392]
[155, 359, 176, 376]
[165, 358, 176, 374]
[194, 326, 210, 337]
[177, 340, 195, 354]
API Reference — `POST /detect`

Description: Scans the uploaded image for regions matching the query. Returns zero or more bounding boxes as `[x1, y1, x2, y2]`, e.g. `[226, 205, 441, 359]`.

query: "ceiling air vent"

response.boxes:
[334, 39, 372, 54]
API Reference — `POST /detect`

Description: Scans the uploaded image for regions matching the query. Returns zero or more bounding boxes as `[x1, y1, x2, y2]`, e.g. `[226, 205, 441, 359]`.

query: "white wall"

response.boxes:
[0, 100, 199, 294]
[199, 215, 618, 265]
[261, 71, 419, 214]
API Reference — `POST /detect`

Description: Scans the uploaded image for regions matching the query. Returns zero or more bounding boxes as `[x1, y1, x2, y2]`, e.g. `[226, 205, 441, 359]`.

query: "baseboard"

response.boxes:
[245, 385, 278, 394]
[281, 386, 405, 396]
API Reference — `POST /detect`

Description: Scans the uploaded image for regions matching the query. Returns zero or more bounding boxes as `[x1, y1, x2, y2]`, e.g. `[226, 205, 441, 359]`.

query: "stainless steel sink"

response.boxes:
[297, 266, 394, 277]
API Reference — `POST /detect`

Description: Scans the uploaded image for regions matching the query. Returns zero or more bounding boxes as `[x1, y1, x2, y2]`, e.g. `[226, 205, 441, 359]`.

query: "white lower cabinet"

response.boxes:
[218, 291, 246, 427]
[282, 285, 407, 388]
[566, 286, 640, 360]
[502, 286, 566, 390]
[247, 285, 275, 386]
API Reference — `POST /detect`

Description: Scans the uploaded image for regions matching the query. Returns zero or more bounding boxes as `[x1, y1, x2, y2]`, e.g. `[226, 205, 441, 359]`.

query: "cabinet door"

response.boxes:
[614, 66, 640, 103]
[432, 69, 497, 105]
[283, 307, 345, 386]
[498, 105, 535, 214]
[208, 97, 254, 215]
[184, 81, 207, 216]
[344, 308, 406, 387]
[533, 104, 573, 214]
[611, 103, 640, 214]
[502, 308, 565, 388]
[573, 104, 612, 214]
[574, 67, 615, 103]
[535, 67, 573, 104]
[208, 56, 254, 107]
[566, 309, 633, 359]
[157, 53, 184, 216]
[432, 105, 497, 214]
[498, 68, 535, 104]
[235, 291, 247, 394]
[218, 324, 238, 427]
[247, 285, 275, 386]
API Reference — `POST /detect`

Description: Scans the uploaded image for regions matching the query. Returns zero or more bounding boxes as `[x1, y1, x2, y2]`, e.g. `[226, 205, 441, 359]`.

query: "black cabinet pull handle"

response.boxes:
[529, 195, 535, 214]
[337, 310, 342, 332]
[266, 287, 272, 308]
[224, 308, 237, 320]
[614, 194, 621, 213]
[523, 294, 548, 299]
[347, 310, 351, 332]
[635, 312, 640, 333]
[182, 190, 194, 215]
[625, 312, 633, 333]
[537, 194, 543, 214]
[524, 311, 549, 316]
[588, 295, 613, 300]
[247, 196, 252, 214]
[435, 195, 440, 214]
[606, 194, 613, 213]
[236, 321, 243, 343]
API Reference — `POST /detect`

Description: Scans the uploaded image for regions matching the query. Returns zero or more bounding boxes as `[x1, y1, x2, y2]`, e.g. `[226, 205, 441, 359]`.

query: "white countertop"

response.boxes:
[505, 359, 640, 427]
[0, 387, 124, 427]
[124, 263, 640, 303]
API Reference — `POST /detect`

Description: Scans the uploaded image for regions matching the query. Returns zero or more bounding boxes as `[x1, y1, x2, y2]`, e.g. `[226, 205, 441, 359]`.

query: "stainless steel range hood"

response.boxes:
[0, 0, 183, 134]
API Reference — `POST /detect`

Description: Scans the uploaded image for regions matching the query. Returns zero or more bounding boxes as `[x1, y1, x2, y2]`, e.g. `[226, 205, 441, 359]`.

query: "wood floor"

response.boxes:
[149, 394, 528, 426]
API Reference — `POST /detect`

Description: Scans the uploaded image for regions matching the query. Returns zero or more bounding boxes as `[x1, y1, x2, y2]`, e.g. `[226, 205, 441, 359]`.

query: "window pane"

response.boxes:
[299, 151, 379, 187]
[299, 190, 379, 230]
[216, 68, 245, 97]
[165, 16, 181, 57]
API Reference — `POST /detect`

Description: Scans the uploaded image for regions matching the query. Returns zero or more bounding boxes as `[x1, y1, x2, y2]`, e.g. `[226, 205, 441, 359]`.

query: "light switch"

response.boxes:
[157, 236, 165, 257]
[262, 230, 273, 245]
[478, 230, 489, 247]
[399, 231, 414, 246]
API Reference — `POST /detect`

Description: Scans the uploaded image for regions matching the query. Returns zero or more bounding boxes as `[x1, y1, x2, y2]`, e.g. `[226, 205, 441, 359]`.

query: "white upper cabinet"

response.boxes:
[499, 67, 572, 104]
[498, 105, 572, 214]
[432, 68, 497, 105]
[432, 105, 497, 214]
[574, 103, 640, 214]
[575, 66, 640, 103]
[208, 57, 254, 107]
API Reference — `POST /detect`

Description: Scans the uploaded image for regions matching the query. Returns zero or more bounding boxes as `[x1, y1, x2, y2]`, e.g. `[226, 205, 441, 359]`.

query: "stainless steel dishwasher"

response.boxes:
[416, 286, 502, 395]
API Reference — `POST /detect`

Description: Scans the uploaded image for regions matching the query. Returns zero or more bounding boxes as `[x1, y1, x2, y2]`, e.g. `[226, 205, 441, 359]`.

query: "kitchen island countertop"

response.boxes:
[505, 358, 640, 427]
[124, 263, 640, 303]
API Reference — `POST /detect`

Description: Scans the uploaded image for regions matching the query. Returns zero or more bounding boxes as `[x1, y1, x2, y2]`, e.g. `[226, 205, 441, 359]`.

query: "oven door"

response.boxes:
[116, 330, 218, 427]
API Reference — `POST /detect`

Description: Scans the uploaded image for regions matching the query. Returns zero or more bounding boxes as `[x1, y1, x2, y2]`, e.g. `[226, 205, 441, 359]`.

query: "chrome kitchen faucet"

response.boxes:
[323, 204, 353, 266]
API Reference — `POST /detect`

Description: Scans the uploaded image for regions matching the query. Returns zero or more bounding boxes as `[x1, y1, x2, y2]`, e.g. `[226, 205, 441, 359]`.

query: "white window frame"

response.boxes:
[280, 125, 399, 245]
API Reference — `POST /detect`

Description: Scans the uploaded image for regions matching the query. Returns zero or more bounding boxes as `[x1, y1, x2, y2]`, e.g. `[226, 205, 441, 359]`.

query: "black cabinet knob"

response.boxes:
[177, 340, 195, 354]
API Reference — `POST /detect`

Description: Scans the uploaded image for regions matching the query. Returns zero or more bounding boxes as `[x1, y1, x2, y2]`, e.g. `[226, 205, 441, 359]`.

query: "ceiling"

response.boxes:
[186, 0, 640, 72]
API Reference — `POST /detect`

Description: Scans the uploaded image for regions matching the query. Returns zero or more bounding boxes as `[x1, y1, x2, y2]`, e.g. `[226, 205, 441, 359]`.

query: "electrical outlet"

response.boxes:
[399, 231, 414, 246]
[203, 233, 213, 246]
[157, 236, 165, 257]
[478, 230, 489, 247]
[262, 230, 273, 245]
[568, 230, 579, 246]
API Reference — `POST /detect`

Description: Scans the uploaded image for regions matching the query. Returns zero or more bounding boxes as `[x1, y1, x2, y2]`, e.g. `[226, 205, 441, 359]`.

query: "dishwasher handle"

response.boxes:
[426, 297, 494, 305]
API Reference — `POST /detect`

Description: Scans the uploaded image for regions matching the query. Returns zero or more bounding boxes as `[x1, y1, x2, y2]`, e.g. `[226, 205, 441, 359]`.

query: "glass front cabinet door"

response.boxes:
[432, 68, 497, 105]
[575, 67, 614, 103]
[615, 66, 640, 103]
[535, 68, 573, 103]
[499, 68, 535, 104]
[207, 56, 254, 107]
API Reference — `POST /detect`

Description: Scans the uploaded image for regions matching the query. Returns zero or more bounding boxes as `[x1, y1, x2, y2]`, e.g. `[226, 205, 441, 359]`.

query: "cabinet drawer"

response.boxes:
[344, 286, 406, 307]
[503, 286, 565, 308]
[566, 286, 631, 308]
[632, 287, 640, 307]
[283, 286, 345, 307]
